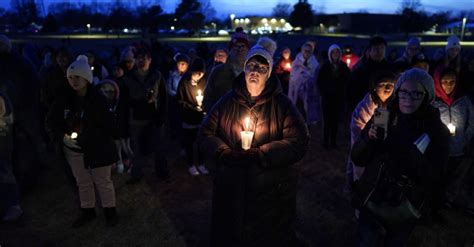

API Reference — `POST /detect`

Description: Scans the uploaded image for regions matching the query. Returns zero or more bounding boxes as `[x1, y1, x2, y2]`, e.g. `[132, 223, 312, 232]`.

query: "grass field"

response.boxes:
[1, 118, 474, 247]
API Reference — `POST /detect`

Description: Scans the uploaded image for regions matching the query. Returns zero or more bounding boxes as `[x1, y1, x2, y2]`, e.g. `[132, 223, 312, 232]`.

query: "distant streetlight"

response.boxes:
[230, 14, 235, 20]
[86, 23, 91, 35]
[461, 17, 467, 41]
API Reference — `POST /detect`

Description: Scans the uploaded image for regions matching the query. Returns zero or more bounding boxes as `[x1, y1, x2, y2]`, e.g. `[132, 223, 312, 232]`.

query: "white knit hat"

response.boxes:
[395, 68, 435, 103]
[0, 34, 12, 53]
[67, 55, 93, 83]
[244, 37, 277, 77]
[446, 35, 461, 51]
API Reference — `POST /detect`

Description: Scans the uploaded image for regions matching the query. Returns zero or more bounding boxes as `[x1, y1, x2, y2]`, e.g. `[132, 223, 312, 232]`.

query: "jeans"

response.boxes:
[358, 211, 414, 247]
[129, 120, 169, 179]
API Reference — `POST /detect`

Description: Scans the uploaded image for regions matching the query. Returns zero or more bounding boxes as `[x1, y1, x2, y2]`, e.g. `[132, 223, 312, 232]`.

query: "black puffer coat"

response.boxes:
[199, 73, 310, 247]
[46, 84, 119, 169]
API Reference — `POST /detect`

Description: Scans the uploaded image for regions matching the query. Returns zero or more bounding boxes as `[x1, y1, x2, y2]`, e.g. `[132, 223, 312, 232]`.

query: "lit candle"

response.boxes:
[91, 66, 94, 71]
[241, 116, 254, 150]
[447, 123, 456, 136]
[196, 89, 204, 107]
[285, 62, 291, 71]
[346, 58, 351, 67]
[71, 132, 78, 139]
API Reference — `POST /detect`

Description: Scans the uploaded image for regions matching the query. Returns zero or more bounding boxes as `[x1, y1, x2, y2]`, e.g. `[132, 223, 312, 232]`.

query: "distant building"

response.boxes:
[231, 16, 293, 34]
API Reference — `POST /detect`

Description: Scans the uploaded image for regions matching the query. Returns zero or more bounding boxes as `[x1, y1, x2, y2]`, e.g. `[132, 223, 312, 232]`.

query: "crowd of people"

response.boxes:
[1, 30, 474, 246]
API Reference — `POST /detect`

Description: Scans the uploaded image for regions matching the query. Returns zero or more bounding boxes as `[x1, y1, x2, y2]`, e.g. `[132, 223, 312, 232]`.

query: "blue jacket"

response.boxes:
[432, 96, 474, 156]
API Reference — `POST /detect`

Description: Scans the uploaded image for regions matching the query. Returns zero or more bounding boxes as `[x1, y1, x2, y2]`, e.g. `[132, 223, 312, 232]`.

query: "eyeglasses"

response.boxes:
[398, 89, 425, 100]
[245, 62, 269, 74]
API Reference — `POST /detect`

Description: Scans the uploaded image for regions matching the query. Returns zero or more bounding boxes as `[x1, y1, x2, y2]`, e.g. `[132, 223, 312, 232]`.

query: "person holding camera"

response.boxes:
[344, 70, 397, 196]
[121, 46, 169, 184]
[351, 68, 449, 246]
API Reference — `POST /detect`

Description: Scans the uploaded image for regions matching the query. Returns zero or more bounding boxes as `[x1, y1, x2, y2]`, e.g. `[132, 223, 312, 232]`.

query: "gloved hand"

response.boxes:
[63, 134, 81, 149]
[218, 148, 260, 167]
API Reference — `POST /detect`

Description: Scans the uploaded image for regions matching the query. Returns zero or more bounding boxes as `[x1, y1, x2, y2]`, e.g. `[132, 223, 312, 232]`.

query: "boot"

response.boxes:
[104, 207, 119, 227]
[72, 208, 96, 228]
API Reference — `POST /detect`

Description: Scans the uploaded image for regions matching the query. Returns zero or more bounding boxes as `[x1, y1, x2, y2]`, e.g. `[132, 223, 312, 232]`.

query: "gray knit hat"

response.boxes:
[395, 68, 435, 103]
[67, 55, 93, 84]
[244, 37, 277, 77]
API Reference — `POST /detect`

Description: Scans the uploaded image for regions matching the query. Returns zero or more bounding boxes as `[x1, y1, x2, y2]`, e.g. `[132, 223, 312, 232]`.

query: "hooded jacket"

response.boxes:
[199, 73, 310, 246]
[318, 45, 350, 102]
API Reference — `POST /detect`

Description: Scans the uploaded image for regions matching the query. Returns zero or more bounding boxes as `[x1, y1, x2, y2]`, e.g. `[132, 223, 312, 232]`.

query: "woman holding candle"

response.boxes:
[177, 58, 209, 176]
[432, 67, 474, 212]
[199, 37, 310, 246]
[46, 55, 119, 228]
[351, 68, 450, 246]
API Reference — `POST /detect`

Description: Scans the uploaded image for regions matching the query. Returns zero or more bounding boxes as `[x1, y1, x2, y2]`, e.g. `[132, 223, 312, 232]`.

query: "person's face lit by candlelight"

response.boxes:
[244, 56, 270, 97]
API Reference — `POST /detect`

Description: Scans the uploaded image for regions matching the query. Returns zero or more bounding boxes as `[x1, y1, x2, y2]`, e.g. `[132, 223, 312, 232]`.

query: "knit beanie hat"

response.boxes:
[67, 55, 93, 83]
[0, 34, 12, 53]
[369, 36, 387, 48]
[407, 37, 420, 48]
[120, 46, 135, 62]
[446, 35, 461, 51]
[229, 32, 250, 50]
[327, 44, 342, 64]
[174, 53, 190, 64]
[244, 37, 277, 77]
[395, 68, 435, 103]
[189, 58, 206, 73]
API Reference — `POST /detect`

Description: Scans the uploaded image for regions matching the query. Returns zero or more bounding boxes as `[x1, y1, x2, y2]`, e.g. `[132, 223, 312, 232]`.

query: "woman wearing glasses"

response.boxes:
[199, 37, 310, 247]
[351, 68, 449, 246]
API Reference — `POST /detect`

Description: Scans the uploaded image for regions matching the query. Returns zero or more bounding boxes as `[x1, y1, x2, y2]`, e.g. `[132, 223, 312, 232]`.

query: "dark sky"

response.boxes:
[1, 0, 472, 18]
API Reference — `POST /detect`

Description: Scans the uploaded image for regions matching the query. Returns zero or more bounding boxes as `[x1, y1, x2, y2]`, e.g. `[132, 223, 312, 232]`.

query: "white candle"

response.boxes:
[285, 62, 291, 70]
[241, 117, 254, 150]
[447, 123, 456, 135]
[196, 89, 203, 107]
[346, 58, 351, 67]
[71, 132, 78, 139]
[91, 66, 94, 71]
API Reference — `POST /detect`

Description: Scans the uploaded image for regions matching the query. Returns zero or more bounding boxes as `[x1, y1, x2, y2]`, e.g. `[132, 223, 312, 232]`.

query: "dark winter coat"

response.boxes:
[46, 84, 119, 169]
[202, 62, 238, 112]
[39, 64, 73, 108]
[0, 93, 15, 184]
[318, 60, 351, 103]
[199, 74, 310, 247]
[351, 104, 450, 218]
[176, 73, 207, 125]
[121, 69, 167, 125]
[348, 58, 392, 111]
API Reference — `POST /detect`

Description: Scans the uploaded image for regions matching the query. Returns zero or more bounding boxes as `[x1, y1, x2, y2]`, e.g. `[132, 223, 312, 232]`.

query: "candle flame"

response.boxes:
[285, 63, 291, 69]
[244, 117, 250, 131]
[197, 89, 202, 96]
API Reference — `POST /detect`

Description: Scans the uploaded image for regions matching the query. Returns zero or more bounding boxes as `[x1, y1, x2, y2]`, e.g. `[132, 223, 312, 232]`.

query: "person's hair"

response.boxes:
[53, 47, 72, 61]
[440, 67, 457, 82]
[369, 36, 387, 48]
[248, 55, 269, 66]
[370, 70, 396, 105]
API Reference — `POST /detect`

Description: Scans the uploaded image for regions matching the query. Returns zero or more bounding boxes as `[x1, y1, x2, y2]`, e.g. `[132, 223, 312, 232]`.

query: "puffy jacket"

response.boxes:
[199, 73, 310, 246]
[432, 96, 474, 156]
[46, 84, 119, 169]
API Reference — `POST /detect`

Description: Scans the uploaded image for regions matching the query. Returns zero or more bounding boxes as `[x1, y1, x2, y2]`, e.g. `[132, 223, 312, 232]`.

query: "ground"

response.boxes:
[1, 117, 474, 247]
